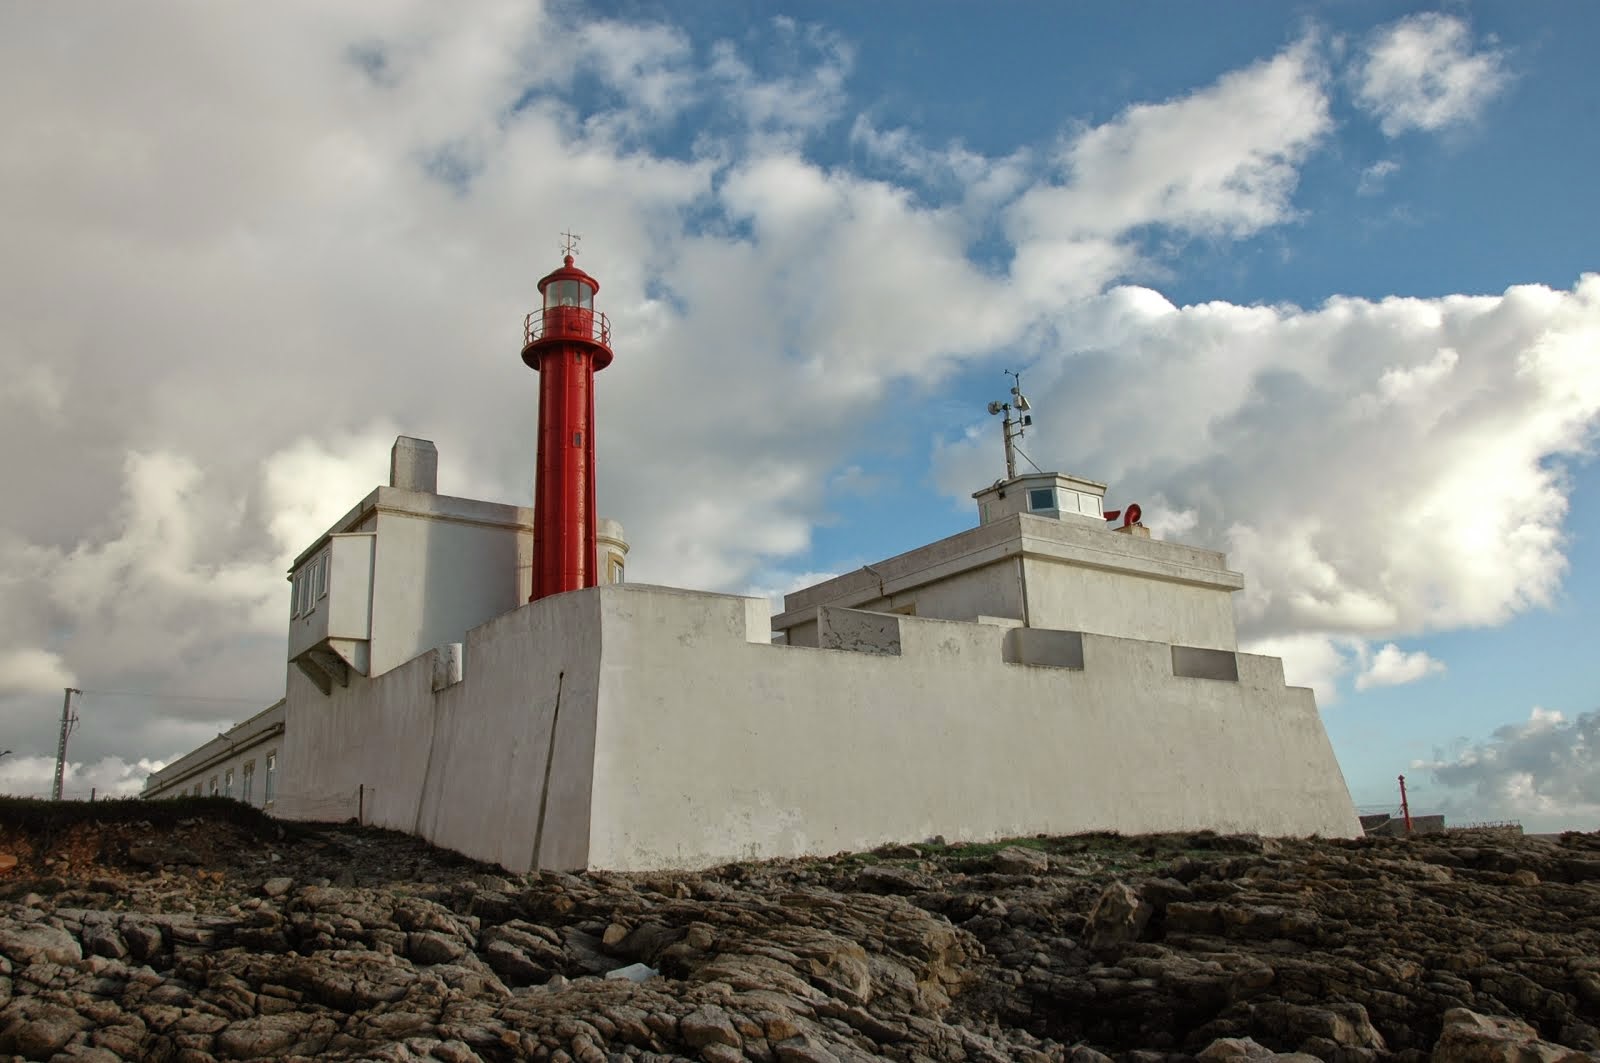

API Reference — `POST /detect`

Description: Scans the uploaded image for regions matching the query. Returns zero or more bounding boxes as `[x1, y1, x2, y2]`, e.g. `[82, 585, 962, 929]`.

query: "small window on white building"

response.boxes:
[264, 752, 277, 804]
[609, 556, 625, 584]
[224, 768, 234, 799]
[242, 760, 255, 803]
[315, 553, 329, 598]
[1028, 487, 1055, 511]
[209, 776, 219, 796]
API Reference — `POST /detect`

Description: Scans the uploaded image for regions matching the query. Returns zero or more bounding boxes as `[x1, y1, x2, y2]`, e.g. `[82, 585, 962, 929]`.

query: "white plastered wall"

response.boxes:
[368, 503, 533, 676]
[1021, 556, 1239, 650]
[277, 581, 1357, 875]
[276, 590, 602, 872]
[588, 586, 1358, 871]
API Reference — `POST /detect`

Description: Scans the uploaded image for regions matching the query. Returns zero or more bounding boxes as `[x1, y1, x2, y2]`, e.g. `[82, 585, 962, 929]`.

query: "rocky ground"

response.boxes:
[2, 801, 1599, 1062]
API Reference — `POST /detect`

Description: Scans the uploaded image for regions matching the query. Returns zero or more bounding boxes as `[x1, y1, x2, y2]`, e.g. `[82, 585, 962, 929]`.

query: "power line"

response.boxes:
[76, 689, 273, 705]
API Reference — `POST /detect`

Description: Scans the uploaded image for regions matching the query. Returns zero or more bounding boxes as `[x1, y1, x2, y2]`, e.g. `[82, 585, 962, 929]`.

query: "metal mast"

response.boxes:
[987, 370, 1033, 481]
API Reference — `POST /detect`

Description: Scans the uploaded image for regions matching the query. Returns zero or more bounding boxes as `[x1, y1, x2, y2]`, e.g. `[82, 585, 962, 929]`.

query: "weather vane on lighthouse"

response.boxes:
[521, 236, 614, 602]
[560, 230, 581, 260]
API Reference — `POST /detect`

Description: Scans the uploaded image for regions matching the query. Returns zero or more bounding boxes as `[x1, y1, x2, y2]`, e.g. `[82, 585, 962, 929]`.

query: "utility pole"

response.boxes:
[52, 687, 80, 801]
[1397, 774, 1413, 836]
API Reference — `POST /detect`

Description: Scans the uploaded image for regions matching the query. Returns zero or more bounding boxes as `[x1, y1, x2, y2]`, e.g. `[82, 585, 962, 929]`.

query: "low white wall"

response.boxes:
[589, 586, 1358, 871]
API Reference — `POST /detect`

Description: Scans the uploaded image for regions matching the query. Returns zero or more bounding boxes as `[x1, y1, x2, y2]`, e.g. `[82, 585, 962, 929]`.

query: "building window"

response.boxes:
[224, 768, 234, 799]
[264, 752, 277, 804]
[609, 556, 625, 584]
[315, 552, 329, 598]
[1028, 487, 1055, 511]
[209, 776, 219, 796]
[242, 760, 255, 803]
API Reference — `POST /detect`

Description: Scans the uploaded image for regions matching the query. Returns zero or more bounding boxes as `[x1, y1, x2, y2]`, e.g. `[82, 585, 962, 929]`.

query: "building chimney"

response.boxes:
[390, 436, 438, 493]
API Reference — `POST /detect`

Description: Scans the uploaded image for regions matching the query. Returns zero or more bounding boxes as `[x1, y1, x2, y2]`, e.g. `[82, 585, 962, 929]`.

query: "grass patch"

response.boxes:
[0, 795, 284, 848]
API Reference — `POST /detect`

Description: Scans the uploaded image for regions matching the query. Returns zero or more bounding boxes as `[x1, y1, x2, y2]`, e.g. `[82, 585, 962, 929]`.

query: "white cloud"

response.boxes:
[0, 753, 160, 800]
[1354, 14, 1510, 136]
[935, 275, 1600, 674]
[1240, 633, 1354, 706]
[707, 20, 852, 144]
[1421, 707, 1600, 831]
[1011, 39, 1330, 248]
[0, 2, 1583, 782]
[1354, 642, 1445, 690]
[0, 649, 76, 696]
[1357, 158, 1400, 195]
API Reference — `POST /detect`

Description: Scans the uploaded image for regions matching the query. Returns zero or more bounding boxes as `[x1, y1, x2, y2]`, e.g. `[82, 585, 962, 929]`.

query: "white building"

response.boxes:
[141, 699, 284, 806]
[148, 434, 1360, 869]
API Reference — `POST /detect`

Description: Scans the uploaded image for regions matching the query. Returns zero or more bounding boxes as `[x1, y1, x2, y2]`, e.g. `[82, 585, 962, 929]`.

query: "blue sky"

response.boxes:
[0, 2, 1596, 829]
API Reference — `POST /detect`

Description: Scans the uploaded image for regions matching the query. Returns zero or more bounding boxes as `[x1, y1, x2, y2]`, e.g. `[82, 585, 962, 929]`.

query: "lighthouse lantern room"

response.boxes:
[521, 235, 614, 602]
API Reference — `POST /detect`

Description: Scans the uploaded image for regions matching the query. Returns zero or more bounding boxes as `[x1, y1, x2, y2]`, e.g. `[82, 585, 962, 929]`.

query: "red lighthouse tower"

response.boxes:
[521, 238, 613, 602]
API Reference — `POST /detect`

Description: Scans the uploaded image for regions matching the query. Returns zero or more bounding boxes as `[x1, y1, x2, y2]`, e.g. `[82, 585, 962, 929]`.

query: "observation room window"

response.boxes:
[1028, 488, 1055, 512]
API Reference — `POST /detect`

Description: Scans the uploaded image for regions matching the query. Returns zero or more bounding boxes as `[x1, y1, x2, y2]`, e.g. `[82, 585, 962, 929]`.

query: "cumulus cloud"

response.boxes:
[1354, 14, 1510, 136]
[1354, 643, 1446, 690]
[0, 753, 161, 801]
[1421, 707, 1600, 831]
[0, 2, 1583, 781]
[935, 276, 1600, 690]
[1011, 39, 1329, 246]
[0, 649, 76, 697]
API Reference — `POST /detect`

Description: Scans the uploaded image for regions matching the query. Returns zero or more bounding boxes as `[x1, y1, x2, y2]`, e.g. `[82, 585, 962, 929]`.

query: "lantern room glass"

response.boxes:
[545, 279, 594, 310]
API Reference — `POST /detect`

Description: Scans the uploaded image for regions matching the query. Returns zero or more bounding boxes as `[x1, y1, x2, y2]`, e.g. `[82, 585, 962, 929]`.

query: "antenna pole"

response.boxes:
[1001, 411, 1019, 480]
[52, 687, 80, 801]
[1397, 774, 1413, 836]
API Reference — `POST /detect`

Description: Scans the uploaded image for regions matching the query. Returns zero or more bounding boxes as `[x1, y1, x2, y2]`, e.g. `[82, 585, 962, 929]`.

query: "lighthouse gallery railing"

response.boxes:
[524, 307, 611, 348]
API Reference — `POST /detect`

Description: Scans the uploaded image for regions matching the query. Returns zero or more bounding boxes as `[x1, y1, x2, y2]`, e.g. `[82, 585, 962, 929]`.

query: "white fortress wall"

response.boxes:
[278, 580, 1357, 875]
[588, 585, 1360, 872]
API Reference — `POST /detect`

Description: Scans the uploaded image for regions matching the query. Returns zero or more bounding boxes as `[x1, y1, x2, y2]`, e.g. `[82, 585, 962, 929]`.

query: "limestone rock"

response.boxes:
[993, 845, 1050, 875]
[0, 923, 83, 965]
[1432, 1008, 1591, 1063]
[1086, 881, 1153, 949]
